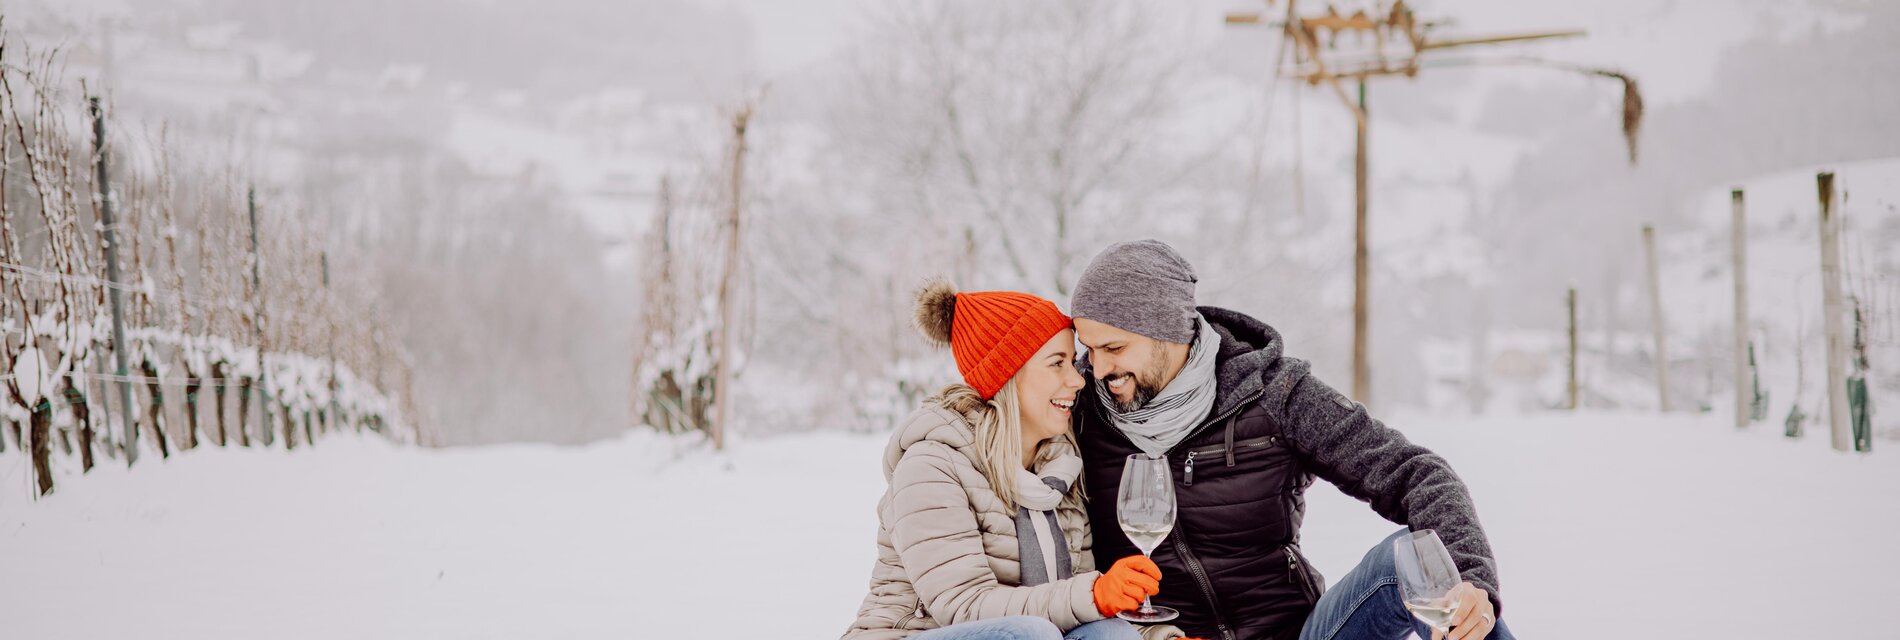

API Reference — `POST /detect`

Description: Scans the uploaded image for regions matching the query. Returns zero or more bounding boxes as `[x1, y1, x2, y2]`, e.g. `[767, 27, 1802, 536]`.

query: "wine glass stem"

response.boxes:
[1137, 549, 1157, 614]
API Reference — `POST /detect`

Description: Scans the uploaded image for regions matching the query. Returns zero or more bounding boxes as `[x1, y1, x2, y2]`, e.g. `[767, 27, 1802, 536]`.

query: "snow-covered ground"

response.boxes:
[3, 412, 1894, 639]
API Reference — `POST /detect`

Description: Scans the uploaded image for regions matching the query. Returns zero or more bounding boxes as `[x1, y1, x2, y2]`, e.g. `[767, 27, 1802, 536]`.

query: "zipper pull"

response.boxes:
[1183, 450, 1197, 486]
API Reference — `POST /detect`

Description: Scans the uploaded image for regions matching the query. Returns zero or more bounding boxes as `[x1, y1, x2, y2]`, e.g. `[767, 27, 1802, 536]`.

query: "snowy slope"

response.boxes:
[3, 411, 1894, 639]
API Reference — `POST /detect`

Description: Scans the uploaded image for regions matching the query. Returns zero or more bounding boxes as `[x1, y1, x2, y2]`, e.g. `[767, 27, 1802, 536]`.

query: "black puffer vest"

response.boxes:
[1077, 307, 1324, 640]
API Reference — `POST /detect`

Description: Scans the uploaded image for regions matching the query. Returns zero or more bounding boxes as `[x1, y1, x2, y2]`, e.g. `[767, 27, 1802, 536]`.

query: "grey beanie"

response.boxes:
[1070, 240, 1198, 344]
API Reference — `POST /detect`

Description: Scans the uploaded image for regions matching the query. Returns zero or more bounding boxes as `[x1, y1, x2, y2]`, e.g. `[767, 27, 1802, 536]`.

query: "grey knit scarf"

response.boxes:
[1015, 455, 1082, 586]
[1095, 315, 1220, 456]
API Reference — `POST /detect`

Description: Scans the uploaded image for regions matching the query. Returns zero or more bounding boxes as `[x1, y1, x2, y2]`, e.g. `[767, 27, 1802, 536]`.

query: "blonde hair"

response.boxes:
[928, 377, 1084, 513]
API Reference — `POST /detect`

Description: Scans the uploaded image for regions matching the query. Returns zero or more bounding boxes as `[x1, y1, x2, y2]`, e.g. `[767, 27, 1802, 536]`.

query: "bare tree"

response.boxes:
[835, 0, 1190, 297]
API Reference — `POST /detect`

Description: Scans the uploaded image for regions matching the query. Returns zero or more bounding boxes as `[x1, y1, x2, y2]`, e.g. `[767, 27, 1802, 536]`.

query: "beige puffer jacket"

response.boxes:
[841, 404, 1099, 639]
[842, 405, 1184, 640]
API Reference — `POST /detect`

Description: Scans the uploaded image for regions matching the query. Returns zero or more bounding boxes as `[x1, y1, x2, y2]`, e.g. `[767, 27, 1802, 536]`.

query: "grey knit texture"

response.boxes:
[1071, 240, 1199, 344]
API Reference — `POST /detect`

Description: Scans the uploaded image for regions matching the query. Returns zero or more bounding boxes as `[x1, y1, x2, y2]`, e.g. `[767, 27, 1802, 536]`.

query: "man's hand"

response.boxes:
[1433, 582, 1496, 640]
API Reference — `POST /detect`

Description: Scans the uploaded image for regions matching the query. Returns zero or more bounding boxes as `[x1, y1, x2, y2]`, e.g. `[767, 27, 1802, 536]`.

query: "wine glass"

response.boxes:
[1116, 453, 1179, 623]
[1391, 529, 1463, 635]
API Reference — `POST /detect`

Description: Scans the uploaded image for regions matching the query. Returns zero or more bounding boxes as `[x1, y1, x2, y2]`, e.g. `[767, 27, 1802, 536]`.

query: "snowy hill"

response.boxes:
[4, 412, 1894, 639]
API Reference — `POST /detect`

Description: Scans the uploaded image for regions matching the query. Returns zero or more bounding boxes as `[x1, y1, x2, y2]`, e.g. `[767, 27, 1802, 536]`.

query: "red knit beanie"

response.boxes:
[914, 279, 1072, 399]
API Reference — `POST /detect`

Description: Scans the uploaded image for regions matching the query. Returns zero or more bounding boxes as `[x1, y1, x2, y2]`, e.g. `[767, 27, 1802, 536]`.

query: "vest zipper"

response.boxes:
[1171, 525, 1236, 640]
[1284, 544, 1320, 603]
[1181, 430, 1277, 489]
[1184, 435, 1278, 461]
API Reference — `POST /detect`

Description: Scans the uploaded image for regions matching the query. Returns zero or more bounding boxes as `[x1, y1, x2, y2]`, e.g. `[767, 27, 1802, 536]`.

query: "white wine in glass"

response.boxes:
[1116, 453, 1179, 623]
[1392, 529, 1463, 634]
[1403, 599, 1458, 630]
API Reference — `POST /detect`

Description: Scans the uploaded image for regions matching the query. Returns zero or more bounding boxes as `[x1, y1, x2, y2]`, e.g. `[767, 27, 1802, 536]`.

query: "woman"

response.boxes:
[842, 280, 1184, 640]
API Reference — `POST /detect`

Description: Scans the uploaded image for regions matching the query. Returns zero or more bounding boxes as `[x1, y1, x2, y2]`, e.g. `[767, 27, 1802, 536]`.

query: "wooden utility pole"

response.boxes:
[1225, 1, 1632, 406]
[1730, 188, 1751, 428]
[90, 96, 138, 466]
[1566, 286, 1579, 410]
[1352, 78, 1370, 402]
[1816, 172, 1851, 451]
[1642, 224, 1670, 411]
[711, 105, 754, 451]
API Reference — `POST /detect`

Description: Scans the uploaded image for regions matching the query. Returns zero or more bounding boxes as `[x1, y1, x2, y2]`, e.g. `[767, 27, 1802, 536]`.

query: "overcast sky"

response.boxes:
[713, 0, 1868, 107]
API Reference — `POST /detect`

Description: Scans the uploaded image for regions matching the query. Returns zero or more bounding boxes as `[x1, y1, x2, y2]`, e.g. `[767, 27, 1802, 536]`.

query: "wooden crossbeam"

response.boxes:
[1421, 29, 1587, 50]
[1304, 13, 1378, 31]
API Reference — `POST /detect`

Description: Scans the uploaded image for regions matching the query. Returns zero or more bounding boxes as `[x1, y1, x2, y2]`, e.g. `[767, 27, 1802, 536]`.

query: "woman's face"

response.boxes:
[1016, 328, 1087, 444]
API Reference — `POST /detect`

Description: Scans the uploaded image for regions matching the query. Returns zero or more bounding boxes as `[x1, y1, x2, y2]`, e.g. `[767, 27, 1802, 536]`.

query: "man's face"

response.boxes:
[1074, 318, 1177, 412]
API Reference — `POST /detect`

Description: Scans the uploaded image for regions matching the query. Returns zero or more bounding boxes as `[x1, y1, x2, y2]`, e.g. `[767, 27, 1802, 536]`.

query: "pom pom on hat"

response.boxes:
[913, 277, 959, 347]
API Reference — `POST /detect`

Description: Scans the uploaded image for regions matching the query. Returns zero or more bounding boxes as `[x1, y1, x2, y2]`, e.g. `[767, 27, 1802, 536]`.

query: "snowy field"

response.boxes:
[3, 413, 1894, 639]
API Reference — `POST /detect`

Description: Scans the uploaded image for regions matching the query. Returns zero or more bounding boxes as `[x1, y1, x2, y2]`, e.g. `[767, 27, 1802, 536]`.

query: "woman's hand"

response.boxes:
[1092, 555, 1163, 618]
[1433, 581, 1496, 640]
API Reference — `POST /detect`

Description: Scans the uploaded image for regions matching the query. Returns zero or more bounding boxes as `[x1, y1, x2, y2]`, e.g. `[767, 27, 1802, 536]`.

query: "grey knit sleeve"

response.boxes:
[1273, 373, 1504, 613]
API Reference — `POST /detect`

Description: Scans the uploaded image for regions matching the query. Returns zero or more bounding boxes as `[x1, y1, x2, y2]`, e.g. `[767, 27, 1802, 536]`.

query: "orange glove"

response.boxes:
[1092, 555, 1163, 618]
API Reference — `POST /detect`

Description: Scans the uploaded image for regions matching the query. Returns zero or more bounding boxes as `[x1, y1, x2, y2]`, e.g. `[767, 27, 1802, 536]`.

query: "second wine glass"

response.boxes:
[1391, 529, 1463, 634]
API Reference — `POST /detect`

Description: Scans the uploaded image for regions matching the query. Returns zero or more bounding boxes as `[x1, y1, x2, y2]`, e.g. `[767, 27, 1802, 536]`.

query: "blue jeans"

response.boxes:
[911, 615, 1142, 640]
[1300, 530, 1517, 640]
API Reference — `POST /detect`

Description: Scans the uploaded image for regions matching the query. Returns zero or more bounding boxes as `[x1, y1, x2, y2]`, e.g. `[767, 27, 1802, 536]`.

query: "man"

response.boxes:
[1068, 240, 1512, 640]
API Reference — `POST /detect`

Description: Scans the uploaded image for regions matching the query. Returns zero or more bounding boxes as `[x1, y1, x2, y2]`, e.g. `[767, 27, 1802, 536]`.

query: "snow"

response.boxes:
[9, 345, 47, 406]
[3, 411, 1893, 639]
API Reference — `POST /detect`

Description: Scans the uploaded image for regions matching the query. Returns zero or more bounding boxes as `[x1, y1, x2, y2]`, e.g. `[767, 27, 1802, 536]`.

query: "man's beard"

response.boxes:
[1107, 348, 1169, 412]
